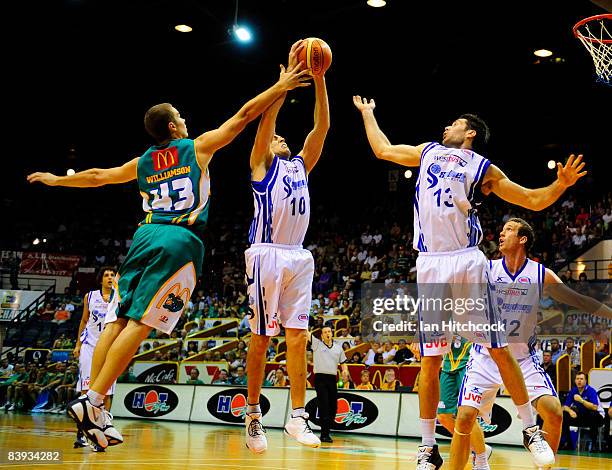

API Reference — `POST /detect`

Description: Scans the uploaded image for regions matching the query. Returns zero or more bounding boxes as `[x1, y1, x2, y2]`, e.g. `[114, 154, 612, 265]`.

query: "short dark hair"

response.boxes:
[576, 371, 587, 380]
[459, 113, 490, 151]
[97, 266, 116, 285]
[144, 103, 175, 143]
[507, 217, 535, 253]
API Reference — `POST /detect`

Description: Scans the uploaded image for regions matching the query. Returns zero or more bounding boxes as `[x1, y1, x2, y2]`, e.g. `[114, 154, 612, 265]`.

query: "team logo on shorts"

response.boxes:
[163, 293, 184, 313]
[298, 313, 308, 322]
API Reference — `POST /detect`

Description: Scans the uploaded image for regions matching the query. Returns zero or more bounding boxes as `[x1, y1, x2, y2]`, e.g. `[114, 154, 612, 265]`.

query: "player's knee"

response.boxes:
[249, 334, 270, 353]
[285, 329, 307, 349]
[455, 406, 478, 432]
[540, 397, 563, 425]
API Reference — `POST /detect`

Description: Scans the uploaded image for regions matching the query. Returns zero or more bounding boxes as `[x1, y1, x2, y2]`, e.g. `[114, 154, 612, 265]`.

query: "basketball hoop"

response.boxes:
[573, 14, 612, 85]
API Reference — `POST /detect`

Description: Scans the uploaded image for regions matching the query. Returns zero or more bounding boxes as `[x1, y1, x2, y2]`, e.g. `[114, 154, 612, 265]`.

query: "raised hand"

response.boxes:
[556, 154, 587, 188]
[27, 172, 59, 186]
[277, 62, 311, 91]
[288, 39, 305, 70]
[353, 95, 376, 112]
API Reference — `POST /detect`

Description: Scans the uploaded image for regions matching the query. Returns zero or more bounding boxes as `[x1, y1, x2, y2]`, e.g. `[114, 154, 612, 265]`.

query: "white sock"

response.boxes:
[86, 390, 105, 408]
[420, 418, 436, 446]
[291, 407, 306, 418]
[474, 451, 488, 467]
[247, 403, 261, 415]
[516, 402, 536, 429]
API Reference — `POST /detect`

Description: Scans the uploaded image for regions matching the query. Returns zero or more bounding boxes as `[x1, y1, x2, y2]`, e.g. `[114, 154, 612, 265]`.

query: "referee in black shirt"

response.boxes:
[308, 326, 349, 443]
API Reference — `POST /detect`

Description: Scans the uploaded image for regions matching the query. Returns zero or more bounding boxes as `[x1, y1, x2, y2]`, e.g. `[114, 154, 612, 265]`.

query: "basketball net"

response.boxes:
[574, 14, 612, 85]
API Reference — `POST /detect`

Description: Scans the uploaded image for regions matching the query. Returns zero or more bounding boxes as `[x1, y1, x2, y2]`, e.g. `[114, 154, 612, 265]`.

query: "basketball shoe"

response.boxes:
[66, 395, 108, 449]
[284, 412, 320, 447]
[416, 444, 443, 470]
[102, 408, 123, 445]
[523, 425, 555, 467]
[245, 412, 267, 453]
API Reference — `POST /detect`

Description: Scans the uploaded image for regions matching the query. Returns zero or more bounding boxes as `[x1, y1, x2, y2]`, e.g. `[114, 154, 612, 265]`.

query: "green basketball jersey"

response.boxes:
[442, 336, 471, 373]
[137, 138, 210, 237]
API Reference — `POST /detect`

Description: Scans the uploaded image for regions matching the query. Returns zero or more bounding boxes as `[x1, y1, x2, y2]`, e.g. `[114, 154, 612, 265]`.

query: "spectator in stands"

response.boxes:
[394, 339, 414, 364]
[38, 362, 67, 410]
[153, 350, 163, 361]
[560, 371, 605, 451]
[237, 340, 248, 353]
[37, 303, 55, 321]
[212, 351, 222, 362]
[307, 350, 314, 367]
[338, 370, 354, 389]
[186, 368, 204, 385]
[273, 369, 288, 387]
[213, 370, 231, 385]
[563, 337, 581, 370]
[350, 352, 362, 364]
[233, 366, 247, 386]
[550, 338, 563, 364]
[364, 342, 381, 366]
[540, 351, 557, 387]
[52, 304, 71, 324]
[27, 368, 51, 410]
[380, 368, 399, 391]
[50, 364, 78, 413]
[0, 358, 14, 378]
[356, 369, 374, 390]
[592, 322, 610, 365]
[53, 334, 66, 349]
[3, 364, 28, 411]
[382, 341, 396, 364]
[374, 352, 384, 365]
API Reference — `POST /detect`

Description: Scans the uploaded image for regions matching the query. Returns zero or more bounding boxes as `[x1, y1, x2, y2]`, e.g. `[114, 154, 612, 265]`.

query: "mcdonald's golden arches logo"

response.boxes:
[152, 147, 179, 172]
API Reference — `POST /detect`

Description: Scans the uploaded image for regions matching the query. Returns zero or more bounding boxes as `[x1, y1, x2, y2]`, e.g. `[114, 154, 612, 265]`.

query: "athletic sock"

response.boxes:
[420, 418, 436, 446]
[516, 402, 536, 429]
[291, 407, 306, 418]
[247, 403, 261, 415]
[86, 390, 105, 408]
[474, 451, 488, 467]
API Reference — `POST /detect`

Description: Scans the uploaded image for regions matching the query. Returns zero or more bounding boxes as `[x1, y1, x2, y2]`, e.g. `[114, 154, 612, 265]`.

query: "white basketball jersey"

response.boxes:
[474, 258, 544, 359]
[248, 156, 310, 246]
[413, 142, 490, 252]
[80, 290, 109, 347]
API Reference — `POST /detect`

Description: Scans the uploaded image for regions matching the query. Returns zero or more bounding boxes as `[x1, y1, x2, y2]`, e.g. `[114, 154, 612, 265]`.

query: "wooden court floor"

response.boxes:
[0, 414, 609, 469]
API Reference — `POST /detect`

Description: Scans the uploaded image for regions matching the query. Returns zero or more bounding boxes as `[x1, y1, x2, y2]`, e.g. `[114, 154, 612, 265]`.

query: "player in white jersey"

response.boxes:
[456, 218, 612, 469]
[244, 40, 329, 454]
[352, 97, 586, 469]
[72, 266, 116, 450]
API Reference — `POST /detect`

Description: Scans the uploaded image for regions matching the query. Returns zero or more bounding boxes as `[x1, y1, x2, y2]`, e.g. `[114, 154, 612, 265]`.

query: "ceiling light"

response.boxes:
[175, 24, 193, 33]
[547, 160, 556, 170]
[404, 170, 413, 179]
[233, 25, 252, 42]
[367, 0, 387, 7]
[534, 49, 553, 58]
[67, 169, 75, 176]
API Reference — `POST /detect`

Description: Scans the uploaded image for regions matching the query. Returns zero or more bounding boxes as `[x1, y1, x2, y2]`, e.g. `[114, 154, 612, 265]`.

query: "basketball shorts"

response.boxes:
[416, 246, 506, 356]
[77, 341, 116, 395]
[245, 243, 314, 337]
[106, 224, 204, 335]
[458, 351, 557, 423]
[437, 368, 467, 415]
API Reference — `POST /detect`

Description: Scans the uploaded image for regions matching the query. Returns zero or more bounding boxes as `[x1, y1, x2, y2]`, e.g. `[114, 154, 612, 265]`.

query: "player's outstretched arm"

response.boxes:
[250, 94, 286, 175]
[481, 154, 587, 211]
[299, 74, 330, 173]
[27, 158, 139, 188]
[544, 268, 611, 320]
[195, 43, 310, 169]
[352, 96, 426, 167]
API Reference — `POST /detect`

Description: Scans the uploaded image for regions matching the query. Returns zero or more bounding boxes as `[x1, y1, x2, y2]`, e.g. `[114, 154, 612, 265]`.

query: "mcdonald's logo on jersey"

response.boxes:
[156, 282, 190, 313]
[152, 147, 179, 172]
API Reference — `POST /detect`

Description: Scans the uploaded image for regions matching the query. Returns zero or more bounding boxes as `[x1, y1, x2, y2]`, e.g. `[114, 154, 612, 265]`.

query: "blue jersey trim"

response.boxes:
[252, 156, 279, 194]
[468, 158, 490, 201]
[501, 257, 529, 281]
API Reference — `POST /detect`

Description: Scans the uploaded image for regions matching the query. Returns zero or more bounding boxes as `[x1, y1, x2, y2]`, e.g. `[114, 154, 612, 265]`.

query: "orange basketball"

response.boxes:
[297, 37, 332, 76]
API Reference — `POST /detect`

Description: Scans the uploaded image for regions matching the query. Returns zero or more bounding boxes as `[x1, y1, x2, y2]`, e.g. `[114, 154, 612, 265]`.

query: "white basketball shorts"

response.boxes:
[77, 341, 116, 395]
[245, 243, 314, 337]
[458, 350, 557, 423]
[416, 246, 506, 356]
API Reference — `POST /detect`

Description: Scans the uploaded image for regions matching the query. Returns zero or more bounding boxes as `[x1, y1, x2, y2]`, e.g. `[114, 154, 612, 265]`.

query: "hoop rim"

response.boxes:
[573, 13, 612, 44]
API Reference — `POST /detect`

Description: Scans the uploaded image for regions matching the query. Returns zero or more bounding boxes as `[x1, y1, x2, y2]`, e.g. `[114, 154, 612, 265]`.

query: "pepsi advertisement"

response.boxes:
[114, 383, 194, 421]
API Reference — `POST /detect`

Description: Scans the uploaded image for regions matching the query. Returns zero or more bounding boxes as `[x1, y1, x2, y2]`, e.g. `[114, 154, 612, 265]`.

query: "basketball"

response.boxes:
[297, 37, 332, 76]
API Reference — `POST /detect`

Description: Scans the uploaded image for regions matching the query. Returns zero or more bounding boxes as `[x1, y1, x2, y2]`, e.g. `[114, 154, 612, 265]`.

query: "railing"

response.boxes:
[0, 273, 57, 292]
[566, 258, 611, 281]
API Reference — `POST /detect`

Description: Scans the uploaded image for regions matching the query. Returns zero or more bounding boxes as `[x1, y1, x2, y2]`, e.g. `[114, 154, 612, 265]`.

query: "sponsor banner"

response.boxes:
[589, 368, 612, 408]
[178, 361, 229, 384]
[24, 348, 50, 364]
[191, 386, 289, 427]
[133, 361, 179, 384]
[113, 384, 194, 421]
[20, 252, 80, 276]
[1, 289, 45, 321]
[305, 389, 397, 436]
[398, 393, 521, 445]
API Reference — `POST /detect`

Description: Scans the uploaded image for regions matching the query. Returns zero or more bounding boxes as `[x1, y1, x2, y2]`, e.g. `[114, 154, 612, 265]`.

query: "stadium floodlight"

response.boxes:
[233, 25, 252, 42]
[547, 160, 556, 169]
[367, 0, 387, 7]
[404, 170, 413, 179]
[175, 24, 193, 33]
[534, 49, 553, 58]
[33, 238, 40, 245]
[67, 169, 76, 176]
